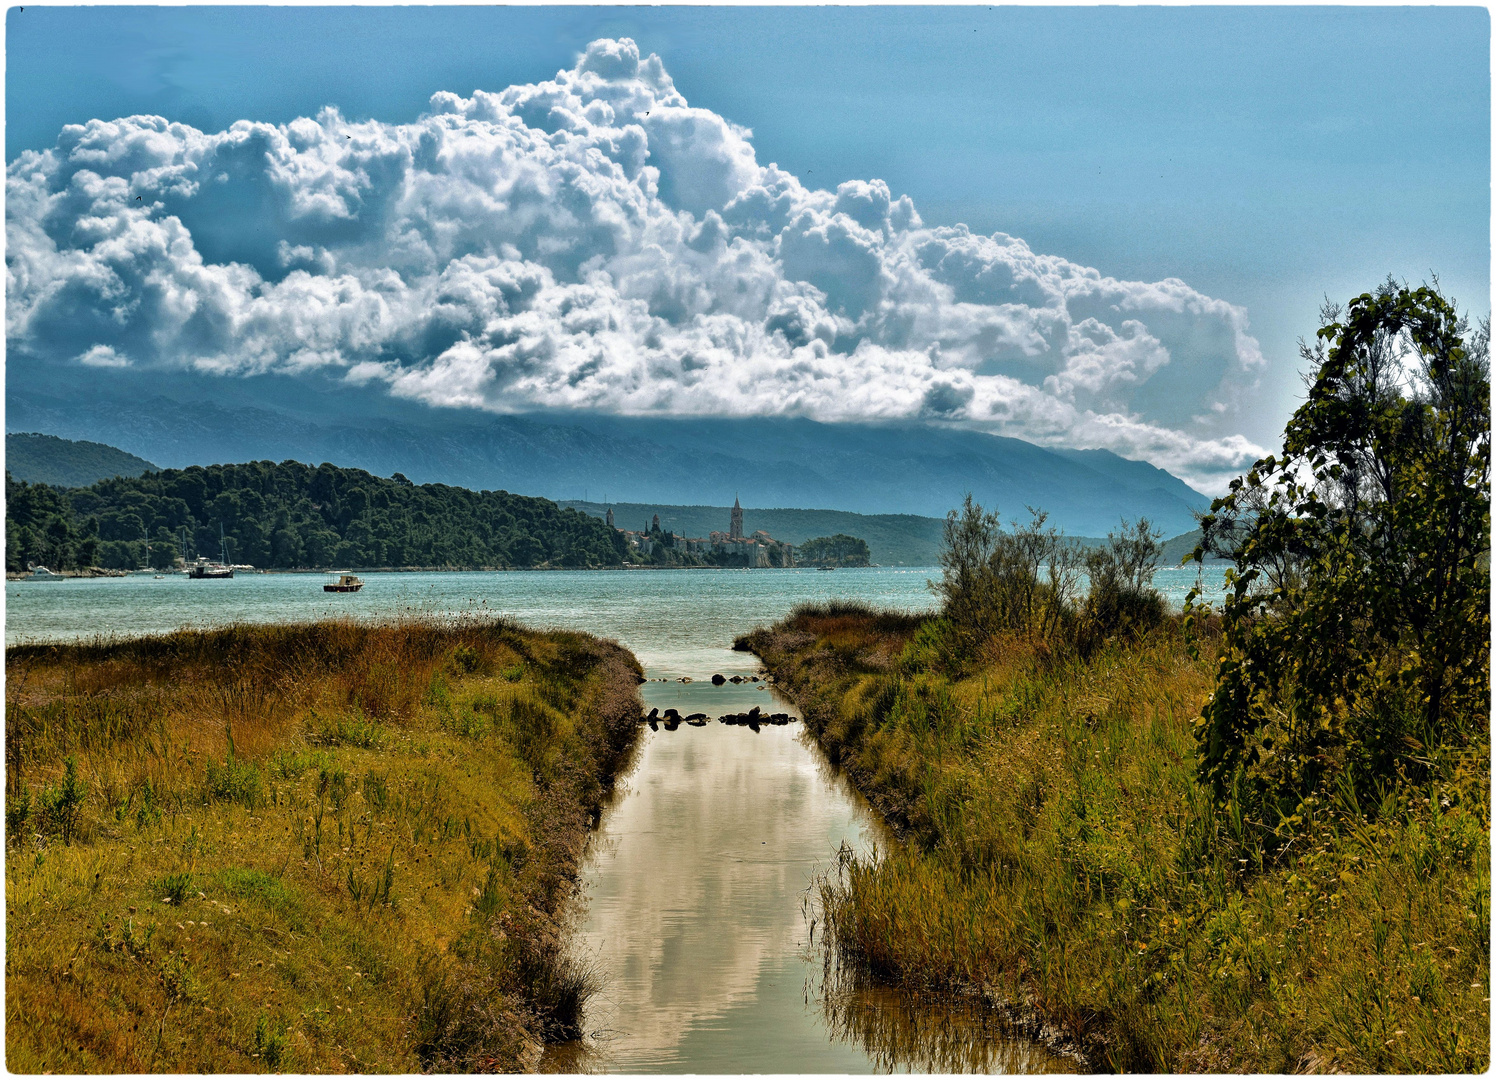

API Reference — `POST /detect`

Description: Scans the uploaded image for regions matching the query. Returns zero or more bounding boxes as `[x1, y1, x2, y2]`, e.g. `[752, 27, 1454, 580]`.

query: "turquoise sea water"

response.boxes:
[4, 565, 1227, 666]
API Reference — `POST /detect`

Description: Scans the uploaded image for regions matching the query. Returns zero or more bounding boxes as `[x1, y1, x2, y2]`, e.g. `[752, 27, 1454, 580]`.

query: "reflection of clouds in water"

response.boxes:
[568, 683, 885, 1071]
[817, 973, 1076, 1074]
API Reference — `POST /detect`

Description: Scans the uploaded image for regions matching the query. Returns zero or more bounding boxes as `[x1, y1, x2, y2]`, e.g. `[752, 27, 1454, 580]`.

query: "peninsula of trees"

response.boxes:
[5, 461, 628, 572]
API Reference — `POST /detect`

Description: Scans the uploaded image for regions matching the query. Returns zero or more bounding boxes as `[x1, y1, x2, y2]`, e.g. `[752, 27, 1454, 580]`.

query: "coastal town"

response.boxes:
[608, 497, 796, 568]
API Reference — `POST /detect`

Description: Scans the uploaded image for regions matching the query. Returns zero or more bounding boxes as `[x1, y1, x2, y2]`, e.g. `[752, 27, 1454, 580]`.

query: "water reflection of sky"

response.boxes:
[546, 657, 1070, 1074]
[555, 669, 891, 1072]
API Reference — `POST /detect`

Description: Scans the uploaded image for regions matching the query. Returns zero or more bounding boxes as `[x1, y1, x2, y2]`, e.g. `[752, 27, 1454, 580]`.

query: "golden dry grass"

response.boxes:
[6, 617, 642, 1072]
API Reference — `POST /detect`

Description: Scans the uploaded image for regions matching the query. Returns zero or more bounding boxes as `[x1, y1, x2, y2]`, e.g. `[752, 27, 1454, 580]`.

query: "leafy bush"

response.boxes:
[933, 499, 1081, 657]
[1081, 517, 1166, 644]
[39, 754, 87, 844]
[1190, 282, 1490, 837]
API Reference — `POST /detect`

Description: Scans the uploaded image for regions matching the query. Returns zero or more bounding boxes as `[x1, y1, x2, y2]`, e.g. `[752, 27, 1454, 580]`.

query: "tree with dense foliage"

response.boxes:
[5, 461, 629, 572]
[796, 533, 871, 567]
[1189, 283, 1490, 834]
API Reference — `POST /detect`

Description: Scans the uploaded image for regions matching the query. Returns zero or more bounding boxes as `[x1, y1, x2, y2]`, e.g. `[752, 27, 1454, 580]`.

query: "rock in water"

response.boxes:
[711, 673, 726, 685]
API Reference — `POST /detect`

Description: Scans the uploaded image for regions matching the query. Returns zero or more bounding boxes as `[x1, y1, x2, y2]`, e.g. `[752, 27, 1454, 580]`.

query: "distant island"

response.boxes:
[610, 497, 796, 568]
[796, 534, 871, 567]
[5, 461, 626, 573]
[564, 499, 943, 565]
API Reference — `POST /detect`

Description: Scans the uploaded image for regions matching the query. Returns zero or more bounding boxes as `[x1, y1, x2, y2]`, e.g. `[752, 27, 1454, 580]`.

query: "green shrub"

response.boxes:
[206, 755, 264, 809]
[40, 755, 87, 844]
[251, 1011, 289, 1069]
[218, 867, 293, 908]
[311, 710, 387, 750]
[7, 783, 32, 844]
[157, 871, 194, 905]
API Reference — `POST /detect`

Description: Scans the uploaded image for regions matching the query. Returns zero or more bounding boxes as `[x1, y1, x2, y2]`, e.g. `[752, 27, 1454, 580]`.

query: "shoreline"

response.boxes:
[6, 564, 910, 582]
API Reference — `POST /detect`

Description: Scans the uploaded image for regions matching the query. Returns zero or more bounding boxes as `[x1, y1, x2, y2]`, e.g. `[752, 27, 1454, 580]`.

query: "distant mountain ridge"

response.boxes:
[7, 390, 1210, 537]
[5, 432, 159, 488]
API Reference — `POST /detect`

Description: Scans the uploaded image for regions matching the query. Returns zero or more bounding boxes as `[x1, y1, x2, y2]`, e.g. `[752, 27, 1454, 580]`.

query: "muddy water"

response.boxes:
[542, 648, 1071, 1074]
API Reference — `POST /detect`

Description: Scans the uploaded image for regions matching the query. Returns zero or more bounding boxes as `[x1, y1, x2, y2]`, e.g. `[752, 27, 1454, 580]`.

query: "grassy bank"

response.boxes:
[741, 603, 1489, 1072]
[6, 617, 643, 1072]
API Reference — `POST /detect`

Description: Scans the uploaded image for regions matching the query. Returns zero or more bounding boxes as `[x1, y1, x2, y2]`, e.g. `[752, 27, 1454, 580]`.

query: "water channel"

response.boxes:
[7, 565, 1225, 1069]
[540, 646, 1072, 1073]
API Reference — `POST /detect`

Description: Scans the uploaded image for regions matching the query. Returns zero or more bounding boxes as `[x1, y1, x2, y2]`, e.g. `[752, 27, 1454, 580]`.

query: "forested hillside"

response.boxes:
[5, 433, 158, 489]
[5, 461, 627, 572]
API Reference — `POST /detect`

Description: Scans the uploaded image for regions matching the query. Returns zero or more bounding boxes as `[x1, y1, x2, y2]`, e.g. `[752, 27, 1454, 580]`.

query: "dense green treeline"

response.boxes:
[797, 534, 871, 567]
[5, 461, 628, 572]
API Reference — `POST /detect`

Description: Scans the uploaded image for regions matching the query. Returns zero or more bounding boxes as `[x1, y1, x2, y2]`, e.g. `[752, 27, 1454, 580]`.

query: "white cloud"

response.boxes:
[6, 36, 1267, 489]
[76, 344, 129, 368]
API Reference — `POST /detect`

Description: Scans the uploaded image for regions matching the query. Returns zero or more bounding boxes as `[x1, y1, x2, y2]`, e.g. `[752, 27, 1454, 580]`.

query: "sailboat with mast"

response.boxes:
[187, 524, 234, 579]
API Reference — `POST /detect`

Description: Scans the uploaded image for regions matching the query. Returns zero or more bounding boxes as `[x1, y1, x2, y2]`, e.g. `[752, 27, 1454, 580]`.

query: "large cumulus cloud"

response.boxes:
[6, 37, 1266, 489]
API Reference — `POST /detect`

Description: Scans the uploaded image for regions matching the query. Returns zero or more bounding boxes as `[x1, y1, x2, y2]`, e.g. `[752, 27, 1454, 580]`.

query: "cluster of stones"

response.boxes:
[642, 705, 796, 732]
[644, 673, 773, 685]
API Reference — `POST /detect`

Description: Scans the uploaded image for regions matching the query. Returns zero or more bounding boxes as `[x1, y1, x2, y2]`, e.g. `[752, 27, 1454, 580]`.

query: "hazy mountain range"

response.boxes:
[7, 389, 1209, 537]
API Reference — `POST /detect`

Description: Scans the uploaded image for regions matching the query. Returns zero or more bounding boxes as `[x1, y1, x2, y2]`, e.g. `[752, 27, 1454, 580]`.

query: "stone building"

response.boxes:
[615, 498, 794, 567]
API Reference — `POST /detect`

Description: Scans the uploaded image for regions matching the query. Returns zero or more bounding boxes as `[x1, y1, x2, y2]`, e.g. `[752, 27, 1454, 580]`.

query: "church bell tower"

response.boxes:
[729, 495, 744, 540]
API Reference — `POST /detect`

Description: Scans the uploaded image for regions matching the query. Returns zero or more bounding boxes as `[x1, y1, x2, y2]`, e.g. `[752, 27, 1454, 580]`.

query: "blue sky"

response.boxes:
[5, 6, 1489, 488]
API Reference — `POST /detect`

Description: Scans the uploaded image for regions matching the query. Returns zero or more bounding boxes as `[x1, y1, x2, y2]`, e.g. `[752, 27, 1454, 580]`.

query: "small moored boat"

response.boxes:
[324, 573, 364, 593]
[187, 525, 234, 578]
[187, 557, 233, 579]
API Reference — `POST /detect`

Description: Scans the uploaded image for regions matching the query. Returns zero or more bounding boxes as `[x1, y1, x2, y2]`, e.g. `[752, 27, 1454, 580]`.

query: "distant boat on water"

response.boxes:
[324, 573, 364, 593]
[24, 566, 64, 581]
[187, 525, 234, 579]
[187, 557, 233, 579]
